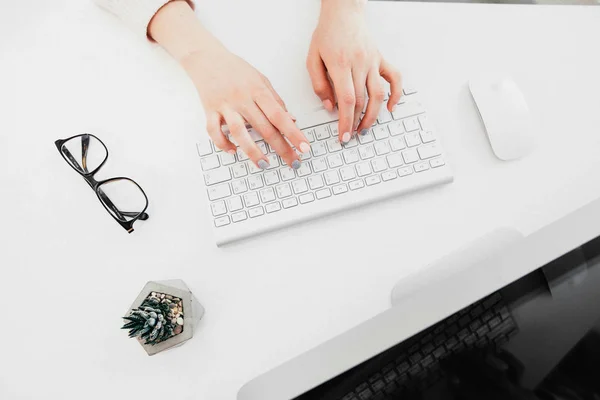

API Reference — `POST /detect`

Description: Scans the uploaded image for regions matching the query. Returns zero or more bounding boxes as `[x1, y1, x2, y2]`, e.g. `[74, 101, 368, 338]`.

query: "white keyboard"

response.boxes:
[197, 88, 453, 245]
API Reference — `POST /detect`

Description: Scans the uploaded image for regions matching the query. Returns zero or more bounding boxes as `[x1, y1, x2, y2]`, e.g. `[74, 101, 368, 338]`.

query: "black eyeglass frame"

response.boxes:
[54, 133, 149, 233]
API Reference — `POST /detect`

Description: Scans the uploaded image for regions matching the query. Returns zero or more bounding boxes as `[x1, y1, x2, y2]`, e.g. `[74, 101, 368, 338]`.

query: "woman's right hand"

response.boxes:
[149, 0, 309, 170]
[181, 45, 310, 170]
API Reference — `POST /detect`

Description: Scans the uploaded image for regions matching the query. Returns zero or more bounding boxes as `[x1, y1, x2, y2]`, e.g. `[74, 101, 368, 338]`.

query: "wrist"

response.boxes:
[321, 0, 367, 14]
[149, 1, 224, 62]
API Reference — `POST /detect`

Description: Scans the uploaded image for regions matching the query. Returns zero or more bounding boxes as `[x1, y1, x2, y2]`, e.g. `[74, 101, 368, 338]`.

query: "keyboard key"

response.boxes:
[292, 179, 309, 194]
[382, 171, 397, 181]
[358, 130, 374, 144]
[275, 183, 292, 198]
[328, 153, 344, 168]
[231, 163, 248, 178]
[328, 123, 339, 139]
[414, 162, 430, 173]
[263, 170, 280, 185]
[219, 152, 236, 166]
[315, 125, 330, 140]
[299, 193, 315, 204]
[282, 197, 298, 208]
[231, 211, 247, 223]
[248, 207, 265, 218]
[296, 163, 312, 177]
[299, 151, 312, 161]
[349, 180, 365, 191]
[227, 196, 243, 212]
[402, 149, 419, 164]
[303, 129, 316, 143]
[211, 201, 227, 216]
[387, 153, 404, 168]
[403, 86, 417, 95]
[333, 184, 348, 195]
[343, 149, 360, 164]
[359, 145, 375, 160]
[232, 179, 248, 194]
[265, 202, 281, 213]
[308, 175, 325, 190]
[345, 136, 358, 148]
[247, 175, 264, 190]
[204, 166, 232, 186]
[201, 155, 220, 171]
[418, 114, 433, 131]
[377, 108, 393, 124]
[197, 139, 213, 156]
[312, 141, 327, 157]
[373, 125, 390, 140]
[312, 158, 328, 173]
[418, 143, 442, 159]
[324, 170, 340, 185]
[247, 161, 262, 174]
[316, 188, 332, 199]
[389, 137, 406, 152]
[280, 167, 295, 181]
[260, 187, 276, 203]
[236, 148, 249, 161]
[214, 215, 230, 227]
[388, 120, 405, 136]
[243, 191, 260, 207]
[371, 158, 388, 173]
[398, 166, 413, 177]
[392, 102, 424, 120]
[327, 138, 343, 152]
[374, 141, 390, 156]
[366, 175, 381, 186]
[257, 141, 268, 155]
[207, 183, 231, 201]
[403, 117, 420, 132]
[356, 162, 372, 177]
[266, 153, 279, 168]
[405, 132, 421, 147]
[340, 166, 357, 181]
[430, 158, 445, 168]
[420, 130, 436, 143]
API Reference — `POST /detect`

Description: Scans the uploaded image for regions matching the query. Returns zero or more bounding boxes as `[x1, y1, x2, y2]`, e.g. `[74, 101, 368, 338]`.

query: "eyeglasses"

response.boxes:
[55, 134, 149, 233]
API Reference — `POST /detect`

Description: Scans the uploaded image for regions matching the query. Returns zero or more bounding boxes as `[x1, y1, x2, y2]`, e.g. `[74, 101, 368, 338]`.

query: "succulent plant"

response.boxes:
[121, 294, 183, 345]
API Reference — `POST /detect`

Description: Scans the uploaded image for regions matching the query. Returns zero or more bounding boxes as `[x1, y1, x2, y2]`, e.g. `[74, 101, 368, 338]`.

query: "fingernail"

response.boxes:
[258, 159, 270, 170]
[291, 160, 301, 170]
[323, 99, 334, 112]
[360, 129, 368, 136]
[392, 105, 397, 112]
[289, 113, 297, 121]
[299, 142, 311, 154]
[341, 132, 351, 143]
[227, 149, 236, 155]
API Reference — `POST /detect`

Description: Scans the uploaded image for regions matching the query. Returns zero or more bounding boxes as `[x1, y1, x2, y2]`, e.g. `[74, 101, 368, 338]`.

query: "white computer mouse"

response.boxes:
[469, 73, 535, 161]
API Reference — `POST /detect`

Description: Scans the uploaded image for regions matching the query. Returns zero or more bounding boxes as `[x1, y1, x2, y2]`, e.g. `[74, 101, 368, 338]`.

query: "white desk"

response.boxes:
[1, 1, 599, 399]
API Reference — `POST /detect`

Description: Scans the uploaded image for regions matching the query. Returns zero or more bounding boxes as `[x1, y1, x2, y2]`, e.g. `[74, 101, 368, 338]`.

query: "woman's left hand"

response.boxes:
[307, 0, 403, 143]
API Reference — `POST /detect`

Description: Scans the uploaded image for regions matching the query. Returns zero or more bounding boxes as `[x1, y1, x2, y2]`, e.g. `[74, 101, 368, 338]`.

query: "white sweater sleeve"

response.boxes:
[93, 0, 194, 39]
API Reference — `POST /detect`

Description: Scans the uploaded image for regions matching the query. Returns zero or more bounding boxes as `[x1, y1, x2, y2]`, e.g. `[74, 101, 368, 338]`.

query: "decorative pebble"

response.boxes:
[148, 318, 156, 327]
[176, 317, 184, 326]
[173, 325, 183, 335]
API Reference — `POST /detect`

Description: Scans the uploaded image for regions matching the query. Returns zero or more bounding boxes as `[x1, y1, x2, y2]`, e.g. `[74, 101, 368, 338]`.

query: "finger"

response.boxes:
[329, 67, 355, 143]
[262, 76, 297, 122]
[357, 69, 386, 134]
[206, 112, 236, 154]
[306, 46, 335, 112]
[380, 59, 403, 112]
[255, 93, 311, 155]
[222, 110, 269, 169]
[351, 68, 368, 133]
[241, 103, 301, 169]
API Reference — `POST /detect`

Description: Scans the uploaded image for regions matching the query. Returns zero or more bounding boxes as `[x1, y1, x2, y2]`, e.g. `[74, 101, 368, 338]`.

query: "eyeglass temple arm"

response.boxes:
[60, 146, 85, 174]
[97, 188, 149, 221]
[81, 134, 90, 173]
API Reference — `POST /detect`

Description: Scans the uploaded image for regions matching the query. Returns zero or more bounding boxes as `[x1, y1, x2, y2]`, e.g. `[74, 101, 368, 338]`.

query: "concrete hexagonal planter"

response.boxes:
[124, 279, 204, 356]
